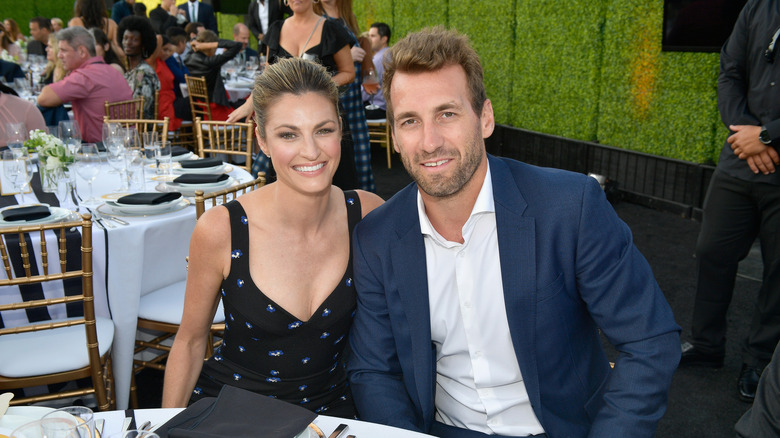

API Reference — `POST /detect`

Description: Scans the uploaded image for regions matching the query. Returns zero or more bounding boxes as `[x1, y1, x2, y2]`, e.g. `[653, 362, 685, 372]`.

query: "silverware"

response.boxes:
[138, 420, 152, 431]
[107, 216, 129, 226]
[83, 207, 108, 230]
[91, 209, 114, 228]
[327, 424, 348, 438]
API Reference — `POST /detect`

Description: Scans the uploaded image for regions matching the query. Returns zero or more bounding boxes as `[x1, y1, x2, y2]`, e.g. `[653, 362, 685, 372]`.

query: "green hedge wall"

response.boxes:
[2, 0, 727, 163]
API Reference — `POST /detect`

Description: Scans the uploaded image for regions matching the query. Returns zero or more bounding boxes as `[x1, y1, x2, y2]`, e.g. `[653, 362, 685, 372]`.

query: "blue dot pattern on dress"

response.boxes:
[268, 350, 283, 357]
[241, 215, 248, 225]
[237, 278, 244, 287]
[231, 249, 242, 259]
[320, 332, 329, 339]
[288, 321, 302, 329]
[301, 357, 311, 364]
[346, 278, 352, 287]
[266, 304, 275, 313]
[270, 370, 280, 376]
[322, 308, 331, 317]
[238, 346, 245, 352]
[347, 197, 355, 205]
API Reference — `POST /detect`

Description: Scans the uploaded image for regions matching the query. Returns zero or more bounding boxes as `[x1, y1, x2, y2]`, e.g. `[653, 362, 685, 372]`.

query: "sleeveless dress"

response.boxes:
[190, 191, 363, 418]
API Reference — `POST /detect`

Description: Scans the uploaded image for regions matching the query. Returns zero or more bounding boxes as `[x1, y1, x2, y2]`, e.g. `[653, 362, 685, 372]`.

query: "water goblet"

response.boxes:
[10, 418, 85, 438]
[157, 141, 172, 176]
[2, 150, 26, 199]
[106, 140, 129, 191]
[59, 121, 82, 154]
[125, 149, 146, 191]
[43, 406, 94, 438]
[75, 143, 101, 206]
[5, 121, 27, 152]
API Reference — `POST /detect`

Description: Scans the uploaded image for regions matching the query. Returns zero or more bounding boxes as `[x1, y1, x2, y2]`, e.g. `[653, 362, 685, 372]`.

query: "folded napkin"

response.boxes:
[156, 385, 317, 438]
[94, 141, 107, 152]
[116, 192, 182, 205]
[173, 174, 229, 184]
[172, 146, 191, 157]
[1, 205, 52, 222]
[179, 157, 223, 169]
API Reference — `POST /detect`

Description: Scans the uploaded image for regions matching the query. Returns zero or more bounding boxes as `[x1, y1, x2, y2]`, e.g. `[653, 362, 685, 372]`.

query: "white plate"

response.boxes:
[168, 177, 234, 190]
[105, 197, 185, 215]
[294, 424, 322, 438]
[157, 178, 238, 197]
[0, 406, 56, 431]
[172, 164, 227, 175]
[0, 205, 78, 227]
[171, 152, 197, 162]
[102, 198, 189, 216]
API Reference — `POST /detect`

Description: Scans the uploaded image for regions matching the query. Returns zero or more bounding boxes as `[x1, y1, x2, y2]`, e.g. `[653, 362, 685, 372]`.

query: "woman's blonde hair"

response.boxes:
[252, 57, 340, 139]
[43, 34, 66, 82]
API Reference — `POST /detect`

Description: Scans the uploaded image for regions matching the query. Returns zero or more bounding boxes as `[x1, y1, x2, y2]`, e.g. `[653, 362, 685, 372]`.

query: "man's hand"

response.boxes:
[728, 124, 765, 159]
[746, 148, 780, 174]
[350, 45, 366, 63]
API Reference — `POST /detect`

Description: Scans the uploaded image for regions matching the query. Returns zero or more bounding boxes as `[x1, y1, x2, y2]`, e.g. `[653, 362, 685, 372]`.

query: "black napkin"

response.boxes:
[1, 205, 51, 221]
[156, 385, 317, 438]
[173, 174, 229, 184]
[179, 157, 223, 169]
[116, 192, 182, 205]
[172, 146, 191, 157]
[94, 141, 107, 152]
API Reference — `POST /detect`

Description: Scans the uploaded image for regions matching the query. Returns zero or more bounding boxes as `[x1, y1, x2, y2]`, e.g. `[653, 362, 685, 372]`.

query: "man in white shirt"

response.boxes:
[348, 27, 681, 438]
[246, 0, 290, 55]
[362, 22, 389, 120]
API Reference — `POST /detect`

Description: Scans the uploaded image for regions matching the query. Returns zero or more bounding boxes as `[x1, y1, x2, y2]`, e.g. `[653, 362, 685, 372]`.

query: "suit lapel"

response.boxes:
[489, 156, 543, 413]
[390, 186, 435, 424]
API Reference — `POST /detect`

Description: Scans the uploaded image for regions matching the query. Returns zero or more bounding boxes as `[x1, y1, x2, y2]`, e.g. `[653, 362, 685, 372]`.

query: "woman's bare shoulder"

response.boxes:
[354, 190, 384, 218]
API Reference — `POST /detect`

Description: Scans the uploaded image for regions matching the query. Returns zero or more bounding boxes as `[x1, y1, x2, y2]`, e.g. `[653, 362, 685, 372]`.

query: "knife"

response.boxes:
[327, 424, 348, 438]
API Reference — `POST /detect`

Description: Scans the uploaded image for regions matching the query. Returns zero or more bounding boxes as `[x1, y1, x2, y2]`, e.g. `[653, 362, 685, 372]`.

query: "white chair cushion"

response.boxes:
[138, 281, 224, 325]
[365, 118, 387, 123]
[0, 316, 114, 378]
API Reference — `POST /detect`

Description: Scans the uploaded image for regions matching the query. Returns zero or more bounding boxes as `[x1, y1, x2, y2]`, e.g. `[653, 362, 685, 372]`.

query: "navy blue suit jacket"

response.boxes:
[165, 55, 189, 99]
[348, 155, 681, 437]
[179, 1, 218, 32]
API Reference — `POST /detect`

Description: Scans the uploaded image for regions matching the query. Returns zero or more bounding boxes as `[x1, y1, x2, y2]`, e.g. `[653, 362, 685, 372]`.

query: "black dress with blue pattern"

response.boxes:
[190, 191, 362, 418]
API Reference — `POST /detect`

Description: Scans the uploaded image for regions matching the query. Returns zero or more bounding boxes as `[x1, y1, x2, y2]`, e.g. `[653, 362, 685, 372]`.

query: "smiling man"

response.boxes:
[347, 27, 681, 438]
[37, 27, 131, 143]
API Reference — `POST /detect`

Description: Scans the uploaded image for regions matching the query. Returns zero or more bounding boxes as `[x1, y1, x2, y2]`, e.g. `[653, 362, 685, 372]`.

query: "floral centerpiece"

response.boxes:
[24, 129, 74, 192]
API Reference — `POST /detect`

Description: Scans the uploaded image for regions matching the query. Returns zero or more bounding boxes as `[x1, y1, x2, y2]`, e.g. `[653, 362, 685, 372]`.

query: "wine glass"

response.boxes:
[103, 122, 123, 174]
[5, 121, 27, 153]
[2, 150, 26, 199]
[106, 136, 129, 191]
[43, 406, 94, 438]
[362, 69, 380, 110]
[59, 121, 82, 155]
[10, 417, 85, 438]
[75, 144, 101, 206]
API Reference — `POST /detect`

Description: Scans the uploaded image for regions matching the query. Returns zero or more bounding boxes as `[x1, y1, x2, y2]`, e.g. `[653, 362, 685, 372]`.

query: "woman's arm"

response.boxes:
[331, 45, 355, 87]
[162, 208, 231, 407]
[107, 19, 127, 67]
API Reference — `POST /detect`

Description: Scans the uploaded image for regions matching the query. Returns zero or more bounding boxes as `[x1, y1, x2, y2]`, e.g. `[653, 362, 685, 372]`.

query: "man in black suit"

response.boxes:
[27, 17, 52, 57]
[246, 0, 290, 54]
[179, 0, 218, 33]
[150, 0, 186, 34]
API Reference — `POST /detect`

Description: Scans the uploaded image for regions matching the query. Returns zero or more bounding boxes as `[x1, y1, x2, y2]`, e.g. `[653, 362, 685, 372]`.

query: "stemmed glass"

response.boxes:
[59, 121, 82, 155]
[3, 150, 27, 200]
[5, 122, 27, 152]
[75, 144, 101, 206]
[42, 406, 94, 438]
[362, 69, 380, 110]
[103, 122, 122, 174]
[106, 133, 129, 191]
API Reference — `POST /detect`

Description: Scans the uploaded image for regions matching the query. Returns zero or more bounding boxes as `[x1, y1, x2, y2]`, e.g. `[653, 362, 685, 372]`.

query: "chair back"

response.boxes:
[367, 119, 393, 169]
[105, 97, 145, 120]
[194, 175, 266, 218]
[194, 118, 254, 171]
[103, 116, 170, 144]
[153, 89, 159, 120]
[185, 75, 212, 121]
[0, 215, 114, 410]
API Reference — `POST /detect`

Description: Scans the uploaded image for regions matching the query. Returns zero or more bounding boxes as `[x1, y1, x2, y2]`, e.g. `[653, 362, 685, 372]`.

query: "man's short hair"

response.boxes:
[370, 22, 391, 41]
[196, 30, 218, 44]
[232, 22, 248, 37]
[56, 26, 96, 57]
[29, 17, 52, 31]
[166, 26, 188, 45]
[185, 21, 204, 37]
[383, 26, 486, 125]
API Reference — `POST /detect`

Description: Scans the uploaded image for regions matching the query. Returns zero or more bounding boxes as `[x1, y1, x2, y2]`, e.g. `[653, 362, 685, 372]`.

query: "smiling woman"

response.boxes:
[162, 57, 383, 417]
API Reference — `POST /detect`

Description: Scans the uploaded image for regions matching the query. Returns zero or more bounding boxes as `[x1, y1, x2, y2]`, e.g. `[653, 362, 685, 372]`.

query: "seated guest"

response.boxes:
[27, 17, 52, 57]
[184, 30, 241, 121]
[150, 0, 186, 34]
[0, 58, 24, 82]
[362, 22, 389, 120]
[347, 27, 681, 438]
[41, 34, 66, 85]
[232, 23, 257, 64]
[91, 28, 124, 74]
[162, 57, 383, 416]
[0, 83, 46, 147]
[118, 16, 160, 119]
[51, 18, 64, 33]
[153, 35, 183, 130]
[165, 27, 192, 122]
[0, 22, 22, 62]
[3, 19, 25, 43]
[37, 27, 132, 143]
[182, 21, 205, 59]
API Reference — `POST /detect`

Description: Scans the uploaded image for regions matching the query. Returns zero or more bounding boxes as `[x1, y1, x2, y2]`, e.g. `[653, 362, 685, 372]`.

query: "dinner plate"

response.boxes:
[105, 197, 185, 215]
[172, 164, 230, 175]
[295, 424, 323, 438]
[99, 198, 190, 217]
[171, 152, 197, 162]
[156, 178, 239, 197]
[226, 79, 253, 88]
[0, 406, 56, 431]
[0, 205, 79, 227]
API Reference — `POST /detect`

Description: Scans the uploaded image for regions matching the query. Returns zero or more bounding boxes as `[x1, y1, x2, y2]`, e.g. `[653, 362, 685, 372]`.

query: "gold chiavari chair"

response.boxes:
[194, 118, 254, 172]
[185, 75, 212, 122]
[367, 119, 393, 169]
[103, 116, 170, 144]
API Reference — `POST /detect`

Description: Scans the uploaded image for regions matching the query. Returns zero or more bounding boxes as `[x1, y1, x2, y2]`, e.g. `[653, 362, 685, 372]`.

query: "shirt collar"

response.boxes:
[417, 160, 494, 239]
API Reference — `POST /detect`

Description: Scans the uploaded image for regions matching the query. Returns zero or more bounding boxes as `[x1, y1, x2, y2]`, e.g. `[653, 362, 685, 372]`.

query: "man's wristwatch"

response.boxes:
[760, 126, 772, 145]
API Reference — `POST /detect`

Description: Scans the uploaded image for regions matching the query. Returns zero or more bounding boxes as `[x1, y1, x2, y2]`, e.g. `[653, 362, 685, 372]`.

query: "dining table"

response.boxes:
[0, 154, 254, 409]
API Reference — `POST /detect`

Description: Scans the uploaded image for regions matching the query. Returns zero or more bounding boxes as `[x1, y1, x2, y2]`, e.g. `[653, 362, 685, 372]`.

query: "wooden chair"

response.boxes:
[130, 176, 266, 407]
[185, 75, 212, 121]
[367, 119, 393, 169]
[0, 215, 115, 410]
[105, 97, 145, 120]
[103, 116, 170, 144]
[153, 89, 159, 120]
[194, 118, 254, 172]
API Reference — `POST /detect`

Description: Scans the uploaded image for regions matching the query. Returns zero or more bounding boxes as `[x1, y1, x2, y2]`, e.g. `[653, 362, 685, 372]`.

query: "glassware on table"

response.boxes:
[362, 69, 380, 110]
[2, 149, 27, 198]
[106, 139, 129, 191]
[75, 143, 102, 206]
[107, 431, 160, 438]
[5, 121, 27, 153]
[122, 126, 142, 151]
[59, 121, 82, 155]
[42, 406, 94, 438]
[125, 148, 146, 191]
[10, 417, 86, 438]
[156, 141, 172, 176]
[13, 77, 31, 99]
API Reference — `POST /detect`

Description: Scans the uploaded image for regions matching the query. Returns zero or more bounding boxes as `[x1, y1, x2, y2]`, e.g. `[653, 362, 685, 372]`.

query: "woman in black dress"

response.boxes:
[163, 58, 383, 418]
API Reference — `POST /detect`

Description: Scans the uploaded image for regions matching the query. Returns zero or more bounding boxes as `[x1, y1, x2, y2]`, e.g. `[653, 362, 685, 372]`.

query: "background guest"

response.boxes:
[70, 0, 124, 62]
[735, 340, 780, 437]
[232, 23, 257, 63]
[133, 3, 147, 17]
[184, 30, 240, 121]
[3, 19, 25, 43]
[118, 15, 160, 119]
[316, 0, 375, 192]
[91, 28, 124, 74]
[111, 0, 135, 24]
[0, 22, 22, 62]
[38, 26, 132, 143]
[51, 18, 64, 33]
[27, 17, 52, 57]
[0, 58, 24, 82]
[179, 0, 218, 33]
[246, 0, 291, 55]
[150, 0, 185, 35]
[41, 34, 66, 84]
[0, 83, 46, 147]
[152, 35, 183, 130]
[164, 27, 191, 122]
[361, 22, 389, 120]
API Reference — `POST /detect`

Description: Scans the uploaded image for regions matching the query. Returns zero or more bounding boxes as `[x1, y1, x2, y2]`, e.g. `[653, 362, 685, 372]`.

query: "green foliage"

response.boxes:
[353, 0, 393, 39]
[216, 12, 243, 41]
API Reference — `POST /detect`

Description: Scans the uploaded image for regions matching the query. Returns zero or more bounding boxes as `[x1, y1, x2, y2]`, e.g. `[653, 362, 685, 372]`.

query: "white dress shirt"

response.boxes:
[257, 0, 269, 35]
[189, 0, 198, 23]
[418, 164, 546, 436]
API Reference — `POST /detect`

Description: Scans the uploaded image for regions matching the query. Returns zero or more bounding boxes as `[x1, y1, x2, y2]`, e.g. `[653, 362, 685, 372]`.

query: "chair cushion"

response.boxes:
[138, 281, 224, 325]
[0, 317, 114, 378]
